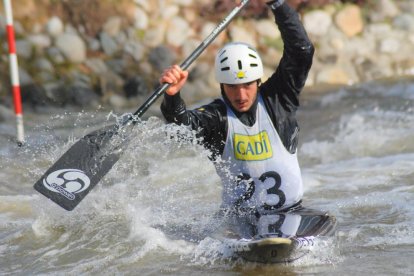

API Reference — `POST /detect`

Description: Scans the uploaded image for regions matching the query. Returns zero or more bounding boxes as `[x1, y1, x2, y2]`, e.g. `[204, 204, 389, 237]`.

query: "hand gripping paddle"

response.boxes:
[34, 0, 251, 211]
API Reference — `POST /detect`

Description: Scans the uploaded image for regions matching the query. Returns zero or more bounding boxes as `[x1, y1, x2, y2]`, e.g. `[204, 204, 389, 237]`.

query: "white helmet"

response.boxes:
[215, 42, 263, 84]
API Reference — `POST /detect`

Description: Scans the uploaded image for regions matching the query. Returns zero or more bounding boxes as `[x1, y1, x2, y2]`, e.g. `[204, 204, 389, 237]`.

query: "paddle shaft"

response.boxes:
[132, 0, 251, 119]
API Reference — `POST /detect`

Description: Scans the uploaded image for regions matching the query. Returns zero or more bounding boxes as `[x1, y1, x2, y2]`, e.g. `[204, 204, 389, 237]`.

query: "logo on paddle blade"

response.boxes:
[42, 169, 91, 200]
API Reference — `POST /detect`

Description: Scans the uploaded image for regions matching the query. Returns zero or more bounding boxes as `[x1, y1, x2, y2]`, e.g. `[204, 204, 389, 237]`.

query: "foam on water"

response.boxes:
[301, 109, 414, 164]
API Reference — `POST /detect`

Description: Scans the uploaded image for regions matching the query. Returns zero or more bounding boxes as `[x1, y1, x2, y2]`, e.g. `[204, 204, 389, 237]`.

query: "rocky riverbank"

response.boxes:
[1, 0, 414, 111]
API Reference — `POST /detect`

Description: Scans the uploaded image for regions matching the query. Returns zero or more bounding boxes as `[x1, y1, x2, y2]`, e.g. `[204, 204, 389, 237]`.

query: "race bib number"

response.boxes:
[236, 171, 286, 210]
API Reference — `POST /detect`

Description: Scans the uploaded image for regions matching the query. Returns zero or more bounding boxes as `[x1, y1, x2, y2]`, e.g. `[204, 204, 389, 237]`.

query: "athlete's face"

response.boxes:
[222, 81, 258, 112]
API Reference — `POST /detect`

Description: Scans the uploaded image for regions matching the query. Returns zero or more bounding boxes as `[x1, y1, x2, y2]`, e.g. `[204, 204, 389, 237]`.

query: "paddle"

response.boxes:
[33, 0, 251, 211]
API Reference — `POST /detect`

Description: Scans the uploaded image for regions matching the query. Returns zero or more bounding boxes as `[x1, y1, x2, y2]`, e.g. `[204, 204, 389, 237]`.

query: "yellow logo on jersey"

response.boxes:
[234, 131, 273, 161]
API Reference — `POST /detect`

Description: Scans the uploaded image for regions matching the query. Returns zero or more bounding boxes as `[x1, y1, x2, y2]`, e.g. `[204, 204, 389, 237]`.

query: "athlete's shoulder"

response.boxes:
[195, 98, 226, 115]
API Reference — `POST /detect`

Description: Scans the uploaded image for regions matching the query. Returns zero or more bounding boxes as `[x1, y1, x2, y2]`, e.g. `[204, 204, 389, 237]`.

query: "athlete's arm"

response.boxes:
[160, 66, 228, 159]
[261, 1, 314, 112]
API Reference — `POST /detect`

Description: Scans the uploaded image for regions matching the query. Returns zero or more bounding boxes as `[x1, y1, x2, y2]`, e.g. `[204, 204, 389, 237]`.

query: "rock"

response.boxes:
[261, 47, 282, 69]
[193, 78, 217, 101]
[105, 59, 126, 74]
[369, 0, 400, 22]
[20, 83, 49, 106]
[334, 5, 364, 37]
[37, 71, 55, 83]
[229, 22, 257, 48]
[64, 24, 78, 35]
[34, 58, 54, 72]
[133, 7, 148, 30]
[148, 46, 177, 72]
[180, 81, 198, 103]
[103, 16, 122, 37]
[344, 36, 376, 58]
[365, 23, 393, 38]
[42, 81, 71, 106]
[86, 37, 101, 51]
[381, 0, 401, 17]
[66, 85, 100, 107]
[71, 71, 92, 87]
[123, 76, 149, 98]
[188, 62, 210, 82]
[134, 0, 150, 11]
[26, 34, 52, 50]
[172, 0, 192, 6]
[13, 21, 25, 36]
[393, 13, 414, 31]
[303, 10, 332, 37]
[18, 68, 34, 86]
[143, 25, 166, 47]
[183, 7, 197, 23]
[108, 94, 127, 108]
[355, 55, 394, 80]
[124, 40, 145, 62]
[255, 19, 281, 40]
[114, 31, 128, 48]
[317, 25, 347, 57]
[316, 66, 352, 85]
[379, 37, 401, 54]
[398, 1, 414, 13]
[99, 32, 119, 56]
[161, 5, 180, 20]
[46, 47, 65, 64]
[15, 40, 33, 59]
[99, 70, 125, 99]
[139, 61, 153, 77]
[397, 57, 414, 75]
[29, 23, 41, 34]
[166, 16, 192, 47]
[46, 16, 64, 37]
[85, 58, 108, 74]
[55, 33, 87, 63]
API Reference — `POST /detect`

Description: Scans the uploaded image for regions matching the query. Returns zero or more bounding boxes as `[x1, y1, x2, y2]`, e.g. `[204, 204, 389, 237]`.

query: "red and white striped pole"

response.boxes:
[3, 0, 24, 146]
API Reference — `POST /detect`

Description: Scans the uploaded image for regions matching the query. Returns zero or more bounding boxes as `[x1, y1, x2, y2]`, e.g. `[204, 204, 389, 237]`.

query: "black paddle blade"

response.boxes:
[34, 124, 126, 211]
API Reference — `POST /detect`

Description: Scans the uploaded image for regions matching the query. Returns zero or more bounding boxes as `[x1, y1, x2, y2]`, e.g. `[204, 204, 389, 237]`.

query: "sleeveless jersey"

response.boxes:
[215, 95, 303, 212]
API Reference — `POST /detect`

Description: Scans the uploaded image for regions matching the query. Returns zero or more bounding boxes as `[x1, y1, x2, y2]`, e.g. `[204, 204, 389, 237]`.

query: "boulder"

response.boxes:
[103, 16, 122, 37]
[303, 10, 332, 37]
[133, 7, 148, 30]
[99, 32, 119, 56]
[46, 16, 64, 37]
[123, 76, 149, 98]
[15, 40, 33, 59]
[148, 46, 177, 73]
[166, 16, 192, 47]
[334, 5, 364, 37]
[55, 33, 87, 63]
[316, 66, 352, 85]
[143, 25, 166, 47]
[229, 22, 257, 48]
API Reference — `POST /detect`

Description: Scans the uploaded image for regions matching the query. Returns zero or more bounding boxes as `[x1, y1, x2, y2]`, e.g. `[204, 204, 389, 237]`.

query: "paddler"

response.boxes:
[160, 0, 313, 215]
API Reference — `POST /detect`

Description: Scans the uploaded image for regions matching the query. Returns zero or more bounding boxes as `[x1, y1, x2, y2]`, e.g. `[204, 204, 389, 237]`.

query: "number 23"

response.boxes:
[237, 171, 286, 210]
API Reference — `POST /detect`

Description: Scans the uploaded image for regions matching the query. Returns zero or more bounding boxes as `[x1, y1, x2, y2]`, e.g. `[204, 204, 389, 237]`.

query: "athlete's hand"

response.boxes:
[159, 64, 189, 96]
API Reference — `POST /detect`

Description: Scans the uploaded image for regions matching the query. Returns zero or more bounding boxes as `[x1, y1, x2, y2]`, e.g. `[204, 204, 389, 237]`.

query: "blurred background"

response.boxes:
[0, 0, 413, 112]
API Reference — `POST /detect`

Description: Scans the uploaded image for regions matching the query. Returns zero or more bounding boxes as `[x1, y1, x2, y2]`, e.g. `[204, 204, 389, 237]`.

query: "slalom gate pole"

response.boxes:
[3, 0, 24, 146]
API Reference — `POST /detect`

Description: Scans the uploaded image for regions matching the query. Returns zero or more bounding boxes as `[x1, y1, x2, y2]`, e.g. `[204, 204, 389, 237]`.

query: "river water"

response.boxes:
[0, 78, 413, 275]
